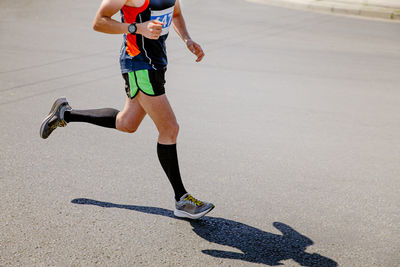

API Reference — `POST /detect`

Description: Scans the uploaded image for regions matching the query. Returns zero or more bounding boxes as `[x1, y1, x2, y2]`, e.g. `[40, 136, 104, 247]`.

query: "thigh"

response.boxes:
[136, 92, 177, 131]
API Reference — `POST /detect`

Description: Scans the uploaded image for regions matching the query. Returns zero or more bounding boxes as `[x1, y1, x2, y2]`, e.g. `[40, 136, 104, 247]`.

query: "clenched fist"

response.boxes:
[137, 20, 164, 40]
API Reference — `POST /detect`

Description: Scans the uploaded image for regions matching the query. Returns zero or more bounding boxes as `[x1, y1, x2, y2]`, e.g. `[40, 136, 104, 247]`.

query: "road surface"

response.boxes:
[1, 0, 399, 266]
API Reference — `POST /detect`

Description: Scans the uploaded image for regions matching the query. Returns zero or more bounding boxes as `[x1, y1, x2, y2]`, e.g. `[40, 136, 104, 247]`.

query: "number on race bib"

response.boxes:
[150, 6, 175, 36]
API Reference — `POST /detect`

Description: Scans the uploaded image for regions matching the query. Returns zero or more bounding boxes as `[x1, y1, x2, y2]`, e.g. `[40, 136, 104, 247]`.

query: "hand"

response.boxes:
[186, 39, 205, 62]
[137, 20, 164, 40]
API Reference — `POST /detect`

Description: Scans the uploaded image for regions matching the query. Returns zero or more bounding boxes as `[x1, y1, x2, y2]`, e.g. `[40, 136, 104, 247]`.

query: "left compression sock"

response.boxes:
[64, 108, 119, 128]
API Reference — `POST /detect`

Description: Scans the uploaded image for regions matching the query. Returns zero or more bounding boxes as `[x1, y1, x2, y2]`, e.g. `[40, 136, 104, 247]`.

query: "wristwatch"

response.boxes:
[128, 23, 137, 35]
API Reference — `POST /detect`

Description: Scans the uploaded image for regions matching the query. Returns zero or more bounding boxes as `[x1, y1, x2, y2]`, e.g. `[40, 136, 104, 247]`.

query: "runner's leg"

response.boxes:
[137, 92, 178, 144]
[64, 108, 119, 128]
[62, 97, 146, 133]
[136, 92, 187, 201]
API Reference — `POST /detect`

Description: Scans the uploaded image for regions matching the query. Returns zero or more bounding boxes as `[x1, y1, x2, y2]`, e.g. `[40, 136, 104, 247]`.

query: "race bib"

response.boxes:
[150, 6, 174, 36]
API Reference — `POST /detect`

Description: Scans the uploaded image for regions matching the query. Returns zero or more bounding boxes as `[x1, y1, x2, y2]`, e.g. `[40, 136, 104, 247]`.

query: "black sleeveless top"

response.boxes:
[120, 0, 176, 72]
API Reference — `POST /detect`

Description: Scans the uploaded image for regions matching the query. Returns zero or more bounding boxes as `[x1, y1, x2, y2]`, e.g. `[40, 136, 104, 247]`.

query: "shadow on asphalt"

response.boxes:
[71, 198, 337, 266]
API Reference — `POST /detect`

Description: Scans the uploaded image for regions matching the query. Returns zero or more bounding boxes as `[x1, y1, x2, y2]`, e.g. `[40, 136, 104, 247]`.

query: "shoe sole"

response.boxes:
[174, 205, 215, 220]
[39, 97, 67, 139]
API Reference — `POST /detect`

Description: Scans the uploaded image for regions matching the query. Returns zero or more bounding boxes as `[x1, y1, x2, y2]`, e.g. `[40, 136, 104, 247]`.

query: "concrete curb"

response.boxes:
[247, 0, 400, 22]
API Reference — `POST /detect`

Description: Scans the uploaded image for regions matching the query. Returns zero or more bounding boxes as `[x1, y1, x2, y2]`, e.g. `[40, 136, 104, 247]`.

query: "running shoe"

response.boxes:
[174, 193, 215, 219]
[39, 97, 71, 139]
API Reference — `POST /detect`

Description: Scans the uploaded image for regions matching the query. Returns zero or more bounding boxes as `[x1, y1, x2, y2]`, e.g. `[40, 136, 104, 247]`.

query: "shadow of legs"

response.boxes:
[72, 198, 337, 266]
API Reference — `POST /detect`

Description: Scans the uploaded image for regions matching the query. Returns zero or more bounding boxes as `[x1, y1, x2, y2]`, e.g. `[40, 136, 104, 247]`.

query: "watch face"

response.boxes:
[129, 24, 136, 34]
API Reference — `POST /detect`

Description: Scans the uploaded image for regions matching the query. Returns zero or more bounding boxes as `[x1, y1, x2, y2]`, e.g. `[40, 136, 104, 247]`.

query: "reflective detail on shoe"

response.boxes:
[39, 97, 71, 139]
[174, 193, 215, 220]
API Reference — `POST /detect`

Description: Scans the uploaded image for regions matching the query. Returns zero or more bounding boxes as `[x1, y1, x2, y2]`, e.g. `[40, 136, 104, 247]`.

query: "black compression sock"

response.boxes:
[64, 108, 119, 129]
[157, 143, 187, 201]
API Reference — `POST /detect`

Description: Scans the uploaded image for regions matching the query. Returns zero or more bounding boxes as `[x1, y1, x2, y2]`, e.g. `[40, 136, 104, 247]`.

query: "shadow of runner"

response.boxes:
[71, 198, 337, 266]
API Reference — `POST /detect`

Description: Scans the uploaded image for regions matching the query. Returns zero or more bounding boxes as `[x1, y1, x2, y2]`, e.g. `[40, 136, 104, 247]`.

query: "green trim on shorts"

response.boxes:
[127, 70, 155, 97]
[128, 72, 139, 98]
[136, 70, 155, 95]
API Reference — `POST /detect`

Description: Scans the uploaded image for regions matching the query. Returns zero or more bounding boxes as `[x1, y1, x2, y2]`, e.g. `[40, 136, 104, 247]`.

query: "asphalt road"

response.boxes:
[1, 0, 399, 266]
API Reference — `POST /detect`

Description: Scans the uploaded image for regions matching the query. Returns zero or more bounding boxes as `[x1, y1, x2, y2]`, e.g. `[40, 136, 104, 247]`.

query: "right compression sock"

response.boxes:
[64, 108, 119, 129]
[157, 143, 187, 201]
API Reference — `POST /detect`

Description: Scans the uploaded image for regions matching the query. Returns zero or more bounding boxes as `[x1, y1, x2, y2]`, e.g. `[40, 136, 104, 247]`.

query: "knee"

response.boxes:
[124, 126, 138, 134]
[116, 115, 139, 133]
[160, 122, 179, 140]
[171, 122, 179, 138]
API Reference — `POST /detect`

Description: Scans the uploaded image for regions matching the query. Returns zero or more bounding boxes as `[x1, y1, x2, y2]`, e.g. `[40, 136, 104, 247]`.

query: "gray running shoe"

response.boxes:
[174, 193, 215, 219]
[39, 97, 71, 139]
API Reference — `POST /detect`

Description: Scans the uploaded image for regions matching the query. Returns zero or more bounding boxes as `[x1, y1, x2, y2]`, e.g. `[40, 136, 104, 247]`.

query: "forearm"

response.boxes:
[93, 16, 129, 34]
[93, 16, 150, 36]
[171, 1, 204, 62]
[172, 14, 191, 42]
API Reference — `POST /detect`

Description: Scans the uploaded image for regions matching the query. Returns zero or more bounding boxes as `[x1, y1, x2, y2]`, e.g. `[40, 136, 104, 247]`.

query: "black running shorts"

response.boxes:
[122, 68, 166, 99]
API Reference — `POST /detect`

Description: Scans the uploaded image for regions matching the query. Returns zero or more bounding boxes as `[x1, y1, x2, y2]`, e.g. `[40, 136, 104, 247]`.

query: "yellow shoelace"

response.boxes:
[185, 195, 203, 207]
